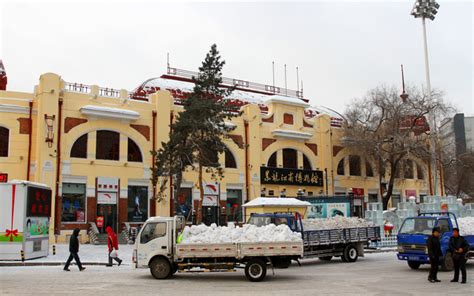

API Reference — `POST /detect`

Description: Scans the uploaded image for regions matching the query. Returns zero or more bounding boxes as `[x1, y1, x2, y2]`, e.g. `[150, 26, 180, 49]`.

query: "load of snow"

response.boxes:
[303, 216, 374, 231]
[242, 197, 311, 208]
[457, 217, 474, 236]
[179, 223, 302, 244]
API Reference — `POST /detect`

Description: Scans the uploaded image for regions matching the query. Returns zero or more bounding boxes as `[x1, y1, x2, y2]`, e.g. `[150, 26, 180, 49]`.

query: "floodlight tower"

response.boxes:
[411, 0, 440, 195]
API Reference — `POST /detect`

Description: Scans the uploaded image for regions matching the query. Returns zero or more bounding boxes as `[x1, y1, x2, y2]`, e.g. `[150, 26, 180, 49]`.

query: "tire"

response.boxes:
[408, 261, 421, 269]
[319, 256, 333, 261]
[441, 252, 454, 271]
[245, 259, 267, 282]
[340, 255, 347, 263]
[343, 245, 358, 263]
[149, 257, 172, 279]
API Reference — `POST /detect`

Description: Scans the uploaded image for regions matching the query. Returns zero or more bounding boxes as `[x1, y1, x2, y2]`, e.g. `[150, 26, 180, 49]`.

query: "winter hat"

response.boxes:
[432, 227, 440, 233]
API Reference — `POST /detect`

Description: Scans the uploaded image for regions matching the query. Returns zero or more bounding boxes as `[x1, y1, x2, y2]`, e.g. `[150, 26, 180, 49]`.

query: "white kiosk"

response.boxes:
[0, 180, 52, 260]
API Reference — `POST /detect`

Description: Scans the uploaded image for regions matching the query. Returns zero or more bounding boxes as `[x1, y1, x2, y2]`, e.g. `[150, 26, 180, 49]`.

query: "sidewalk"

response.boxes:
[0, 243, 134, 266]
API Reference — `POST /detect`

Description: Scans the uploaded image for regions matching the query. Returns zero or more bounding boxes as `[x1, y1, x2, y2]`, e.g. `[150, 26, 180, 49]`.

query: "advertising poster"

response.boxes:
[127, 186, 148, 222]
[299, 197, 351, 219]
[25, 217, 49, 238]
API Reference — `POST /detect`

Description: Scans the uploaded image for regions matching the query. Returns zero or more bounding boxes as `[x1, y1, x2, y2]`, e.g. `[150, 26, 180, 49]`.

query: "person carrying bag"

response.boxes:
[105, 226, 123, 267]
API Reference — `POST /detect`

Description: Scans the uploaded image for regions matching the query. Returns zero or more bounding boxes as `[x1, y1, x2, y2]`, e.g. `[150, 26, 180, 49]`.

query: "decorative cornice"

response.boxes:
[0, 104, 30, 114]
[80, 105, 139, 121]
[272, 129, 312, 140]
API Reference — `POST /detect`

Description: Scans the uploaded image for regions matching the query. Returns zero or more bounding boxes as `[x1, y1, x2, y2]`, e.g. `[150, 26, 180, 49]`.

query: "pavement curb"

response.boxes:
[0, 262, 111, 267]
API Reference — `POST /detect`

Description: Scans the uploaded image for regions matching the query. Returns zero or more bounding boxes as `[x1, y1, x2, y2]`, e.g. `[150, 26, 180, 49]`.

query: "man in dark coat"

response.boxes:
[426, 227, 442, 283]
[449, 228, 469, 284]
[64, 228, 86, 271]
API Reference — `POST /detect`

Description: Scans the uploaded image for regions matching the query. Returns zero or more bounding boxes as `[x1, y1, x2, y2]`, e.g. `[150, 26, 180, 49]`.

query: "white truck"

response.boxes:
[133, 216, 304, 282]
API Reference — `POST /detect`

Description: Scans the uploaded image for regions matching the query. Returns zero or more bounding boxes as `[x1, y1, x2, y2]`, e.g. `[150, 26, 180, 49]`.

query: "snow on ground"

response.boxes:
[458, 217, 474, 236]
[303, 216, 373, 231]
[180, 223, 301, 244]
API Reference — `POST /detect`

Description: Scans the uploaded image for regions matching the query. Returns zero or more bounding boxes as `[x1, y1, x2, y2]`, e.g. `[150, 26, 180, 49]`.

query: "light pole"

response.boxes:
[411, 0, 440, 195]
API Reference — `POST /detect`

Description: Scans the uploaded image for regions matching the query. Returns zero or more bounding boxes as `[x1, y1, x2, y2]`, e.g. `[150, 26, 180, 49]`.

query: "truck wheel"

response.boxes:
[442, 252, 454, 271]
[319, 256, 333, 261]
[407, 261, 421, 269]
[343, 245, 358, 263]
[150, 257, 171, 279]
[245, 259, 267, 282]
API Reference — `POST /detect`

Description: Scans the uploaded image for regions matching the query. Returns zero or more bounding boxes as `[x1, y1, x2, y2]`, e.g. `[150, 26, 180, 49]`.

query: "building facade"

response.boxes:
[0, 69, 441, 242]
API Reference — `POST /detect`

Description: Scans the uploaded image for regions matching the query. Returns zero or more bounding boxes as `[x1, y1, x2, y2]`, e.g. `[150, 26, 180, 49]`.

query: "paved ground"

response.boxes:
[1, 252, 472, 295]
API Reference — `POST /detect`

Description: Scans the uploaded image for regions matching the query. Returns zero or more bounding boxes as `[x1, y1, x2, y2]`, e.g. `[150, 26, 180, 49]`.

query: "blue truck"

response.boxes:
[397, 212, 474, 271]
[248, 213, 381, 264]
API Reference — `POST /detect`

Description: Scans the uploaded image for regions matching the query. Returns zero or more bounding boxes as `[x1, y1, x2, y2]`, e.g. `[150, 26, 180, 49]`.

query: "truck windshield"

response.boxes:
[399, 218, 436, 235]
[248, 216, 271, 227]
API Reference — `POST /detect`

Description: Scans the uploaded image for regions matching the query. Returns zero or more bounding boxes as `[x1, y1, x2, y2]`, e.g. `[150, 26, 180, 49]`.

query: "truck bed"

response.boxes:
[176, 241, 303, 259]
[303, 226, 381, 246]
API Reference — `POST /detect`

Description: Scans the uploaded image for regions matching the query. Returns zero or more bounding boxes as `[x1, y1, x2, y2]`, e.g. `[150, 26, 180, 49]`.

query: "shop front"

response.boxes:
[96, 177, 119, 233]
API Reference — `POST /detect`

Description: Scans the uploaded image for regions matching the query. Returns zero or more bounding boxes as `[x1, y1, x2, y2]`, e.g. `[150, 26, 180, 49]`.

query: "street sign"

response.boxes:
[0, 173, 8, 183]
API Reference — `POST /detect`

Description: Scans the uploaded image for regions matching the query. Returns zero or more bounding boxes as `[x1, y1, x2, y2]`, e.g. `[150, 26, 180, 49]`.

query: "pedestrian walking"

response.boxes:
[64, 228, 85, 271]
[449, 228, 469, 284]
[426, 227, 442, 283]
[106, 226, 122, 267]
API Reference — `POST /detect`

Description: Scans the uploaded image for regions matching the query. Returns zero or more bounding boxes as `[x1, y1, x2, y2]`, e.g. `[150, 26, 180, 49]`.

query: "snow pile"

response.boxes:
[303, 216, 374, 231]
[457, 217, 474, 236]
[180, 223, 302, 244]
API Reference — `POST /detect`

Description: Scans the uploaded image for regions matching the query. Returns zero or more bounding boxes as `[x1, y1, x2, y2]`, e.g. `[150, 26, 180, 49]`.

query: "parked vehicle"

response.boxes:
[133, 216, 303, 282]
[247, 213, 381, 263]
[397, 212, 474, 271]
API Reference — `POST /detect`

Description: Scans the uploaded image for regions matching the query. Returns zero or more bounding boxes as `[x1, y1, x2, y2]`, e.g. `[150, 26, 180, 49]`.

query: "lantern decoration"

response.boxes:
[44, 114, 55, 148]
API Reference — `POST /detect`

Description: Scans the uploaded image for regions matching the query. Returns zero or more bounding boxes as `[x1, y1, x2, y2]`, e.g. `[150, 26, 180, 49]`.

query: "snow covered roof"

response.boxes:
[242, 197, 311, 207]
[138, 77, 343, 122]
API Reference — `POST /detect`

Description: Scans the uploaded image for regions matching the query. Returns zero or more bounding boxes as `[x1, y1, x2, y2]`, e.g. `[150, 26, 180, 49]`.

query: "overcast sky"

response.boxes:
[1, 0, 472, 114]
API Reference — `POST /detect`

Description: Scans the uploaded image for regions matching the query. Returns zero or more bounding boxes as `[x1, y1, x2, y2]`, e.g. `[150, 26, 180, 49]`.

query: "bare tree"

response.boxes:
[443, 151, 474, 198]
[342, 85, 452, 209]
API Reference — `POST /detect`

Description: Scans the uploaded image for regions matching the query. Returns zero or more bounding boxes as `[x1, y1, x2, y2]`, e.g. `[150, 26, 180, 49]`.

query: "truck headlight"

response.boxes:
[424, 247, 428, 254]
[397, 246, 404, 253]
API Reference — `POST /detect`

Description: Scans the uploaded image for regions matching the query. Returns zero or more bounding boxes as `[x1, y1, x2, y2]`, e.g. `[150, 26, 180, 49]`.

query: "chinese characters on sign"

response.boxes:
[260, 167, 323, 187]
[26, 187, 52, 217]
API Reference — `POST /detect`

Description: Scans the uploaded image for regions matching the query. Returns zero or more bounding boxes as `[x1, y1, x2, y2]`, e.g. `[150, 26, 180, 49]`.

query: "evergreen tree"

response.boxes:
[152, 44, 241, 222]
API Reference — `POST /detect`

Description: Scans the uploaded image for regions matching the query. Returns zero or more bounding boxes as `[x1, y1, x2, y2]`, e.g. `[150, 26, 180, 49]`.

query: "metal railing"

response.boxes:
[64, 82, 91, 94]
[167, 66, 304, 99]
[99, 87, 120, 98]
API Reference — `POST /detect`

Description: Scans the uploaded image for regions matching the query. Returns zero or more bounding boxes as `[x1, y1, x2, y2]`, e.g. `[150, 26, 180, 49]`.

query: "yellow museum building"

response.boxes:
[0, 67, 441, 242]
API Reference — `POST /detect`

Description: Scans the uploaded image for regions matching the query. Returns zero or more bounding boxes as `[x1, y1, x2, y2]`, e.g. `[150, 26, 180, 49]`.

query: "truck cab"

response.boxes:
[397, 212, 458, 271]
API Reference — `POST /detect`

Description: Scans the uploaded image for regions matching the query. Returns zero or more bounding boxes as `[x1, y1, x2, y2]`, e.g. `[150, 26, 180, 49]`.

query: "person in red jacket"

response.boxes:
[105, 226, 122, 267]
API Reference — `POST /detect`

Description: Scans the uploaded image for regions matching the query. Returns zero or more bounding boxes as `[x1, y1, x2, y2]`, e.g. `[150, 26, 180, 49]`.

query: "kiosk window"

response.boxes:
[140, 222, 166, 244]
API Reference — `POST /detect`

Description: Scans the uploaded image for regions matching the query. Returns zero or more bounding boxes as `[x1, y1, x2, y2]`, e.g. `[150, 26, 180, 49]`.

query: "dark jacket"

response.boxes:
[449, 235, 470, 259]
[427, 235, 442, 259]
[69, 228, 80, 253]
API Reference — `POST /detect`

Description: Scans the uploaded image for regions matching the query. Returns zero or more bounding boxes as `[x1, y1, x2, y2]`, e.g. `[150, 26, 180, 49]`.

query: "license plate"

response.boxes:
[408, 256, 419, 261]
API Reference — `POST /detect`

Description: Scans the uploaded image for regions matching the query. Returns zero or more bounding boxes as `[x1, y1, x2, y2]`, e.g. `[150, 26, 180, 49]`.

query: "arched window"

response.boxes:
[267, 152, 277, 167]
[366, 160, 374, 177]
[417, 163, 425, 180]
[303, 154, 312, 170]
[283, 149, 297, 169]
[96, 130, 120, 160]
[0, 127, 9, 157]
[337, 158, 345, 175]
[70, 134, 88, 159]
[404, 159, 414, 179]
[225, 148, 237, 168]
[127, 138, 143, 162]
[349, 155, 361, 176]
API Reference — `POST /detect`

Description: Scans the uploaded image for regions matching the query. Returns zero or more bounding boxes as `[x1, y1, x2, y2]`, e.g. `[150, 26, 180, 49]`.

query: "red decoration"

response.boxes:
[5, 184, 18, 242]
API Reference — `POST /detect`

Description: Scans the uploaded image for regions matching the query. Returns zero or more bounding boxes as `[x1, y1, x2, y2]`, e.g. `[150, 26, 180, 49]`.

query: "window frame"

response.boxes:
[96, 130, 120, 161]
[70, 134, 88, 159]
[127, 137, 143, 162]
[140, 222, 167, 244]
[224, 148, 237, 169]
[0, 126, 9, 157]
[61, 183, 87, 224]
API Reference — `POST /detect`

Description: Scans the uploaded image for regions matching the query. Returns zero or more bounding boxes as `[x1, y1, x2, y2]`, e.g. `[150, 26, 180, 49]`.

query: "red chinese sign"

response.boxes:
[352, 188, 364, 197]
[26, 187, 52, 217]
[0, 173, 8, 183]
[96, 216, 104, 228]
